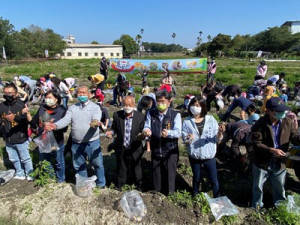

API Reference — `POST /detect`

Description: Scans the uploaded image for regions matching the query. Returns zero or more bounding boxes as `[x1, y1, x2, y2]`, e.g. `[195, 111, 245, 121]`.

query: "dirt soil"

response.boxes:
[0, 99, 300, 224]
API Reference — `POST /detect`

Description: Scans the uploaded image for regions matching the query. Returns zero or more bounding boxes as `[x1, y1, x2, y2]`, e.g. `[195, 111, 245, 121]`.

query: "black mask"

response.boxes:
[3, 94, 16, 102]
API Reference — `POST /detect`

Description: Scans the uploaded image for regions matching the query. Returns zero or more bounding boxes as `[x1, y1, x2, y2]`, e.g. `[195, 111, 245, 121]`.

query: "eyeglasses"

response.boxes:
[4, 92, 16, 95]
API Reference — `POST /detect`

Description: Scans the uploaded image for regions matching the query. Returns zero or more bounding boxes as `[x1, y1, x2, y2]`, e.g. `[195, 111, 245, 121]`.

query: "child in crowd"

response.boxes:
[239, 104, 260, 125]
[142, 81, 150, 95]
[279, 88, 288, 103]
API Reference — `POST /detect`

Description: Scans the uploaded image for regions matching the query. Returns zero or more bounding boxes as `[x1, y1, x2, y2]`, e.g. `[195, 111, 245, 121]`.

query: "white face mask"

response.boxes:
[190, 106, 201, 115]
[124, 107, 134, 114]
[45, 98, 57, 107]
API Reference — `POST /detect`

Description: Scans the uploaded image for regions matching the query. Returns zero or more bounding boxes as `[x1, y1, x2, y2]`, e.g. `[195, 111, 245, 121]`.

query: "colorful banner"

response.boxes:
[110, 58, 207, 73]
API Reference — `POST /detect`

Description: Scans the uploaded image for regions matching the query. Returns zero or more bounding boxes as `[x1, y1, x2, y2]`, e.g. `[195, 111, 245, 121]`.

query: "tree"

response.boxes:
[142, 42, 184, 53]
[171, 33, 176, 43]
[196, 31, 203, 47]
[207, 35, 212, 42]
[0, 17, 16, 59]
[91, 41, 99, 44]
[140, 28, 144, 35]
[135, 34, 142, 45]
[250, 26, 296, 53]
[113, 34, 138, 57]
[13, 25, 66, 58]
[208, 33, 231, 56]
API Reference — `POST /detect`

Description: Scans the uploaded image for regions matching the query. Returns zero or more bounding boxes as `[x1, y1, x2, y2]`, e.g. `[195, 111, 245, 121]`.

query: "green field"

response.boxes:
[0, 58, 299, 97]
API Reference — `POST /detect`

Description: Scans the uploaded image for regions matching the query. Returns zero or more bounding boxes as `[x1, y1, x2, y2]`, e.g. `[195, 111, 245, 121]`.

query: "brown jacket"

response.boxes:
[251, 115, 300, 170]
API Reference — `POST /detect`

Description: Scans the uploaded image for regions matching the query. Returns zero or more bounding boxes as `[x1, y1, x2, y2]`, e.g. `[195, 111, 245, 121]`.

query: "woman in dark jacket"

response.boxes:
[30, 90, 67, 182]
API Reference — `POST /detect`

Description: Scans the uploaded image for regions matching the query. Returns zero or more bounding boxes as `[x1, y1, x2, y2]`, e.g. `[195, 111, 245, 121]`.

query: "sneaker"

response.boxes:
[14, 176, 26, 180]
[26, 176, 34, 181]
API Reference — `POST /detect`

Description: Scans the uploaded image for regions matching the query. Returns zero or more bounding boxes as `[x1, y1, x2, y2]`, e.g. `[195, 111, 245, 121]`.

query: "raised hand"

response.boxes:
[106, 131, 113, 138]
[22, 104, 30, 114]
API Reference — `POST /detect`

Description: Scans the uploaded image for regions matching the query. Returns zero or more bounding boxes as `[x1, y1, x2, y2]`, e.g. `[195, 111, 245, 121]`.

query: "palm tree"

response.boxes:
[140, 29, 144, 35]
[172, 33, 176, 43]
[207, 35, 212, 42]
[197, 31, 203, 46]
[135, 34, 142, 45]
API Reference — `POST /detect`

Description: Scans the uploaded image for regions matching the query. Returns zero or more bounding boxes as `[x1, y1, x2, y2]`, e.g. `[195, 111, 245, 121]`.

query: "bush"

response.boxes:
[31, 160, 56, 187]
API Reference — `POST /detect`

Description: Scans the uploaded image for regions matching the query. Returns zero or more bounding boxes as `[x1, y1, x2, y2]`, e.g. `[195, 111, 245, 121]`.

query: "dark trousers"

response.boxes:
[206, 94, 219, 112]
[189, 157, 220, 197]
[116, 149, 142, 189]
[152, 151, 178, 195]
[97, 82, 105, 91]
[254, 75, 263, 81]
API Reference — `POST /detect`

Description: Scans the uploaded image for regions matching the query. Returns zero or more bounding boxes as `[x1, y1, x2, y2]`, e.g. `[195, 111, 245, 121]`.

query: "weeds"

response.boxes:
[221, 215, 238, 225]
[168, 190, 193, 208]
[264, 203, 300, 225]
[121, 184, 136, 192]
[31, 160, 56, 187]
[23, 203, 33, 217]
[177, 164, 193, 177]
[193, 193, 210, 213]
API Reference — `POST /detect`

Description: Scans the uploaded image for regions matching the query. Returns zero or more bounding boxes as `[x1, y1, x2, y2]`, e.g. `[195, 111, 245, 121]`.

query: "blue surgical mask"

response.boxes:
[275, 111, 286, 120]
[77, 96, 88, 103]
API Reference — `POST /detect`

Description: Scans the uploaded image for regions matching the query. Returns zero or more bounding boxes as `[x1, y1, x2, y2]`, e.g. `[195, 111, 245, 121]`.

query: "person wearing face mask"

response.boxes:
[0, 83, 34, 180]
[182, 96, 221, 197]
[251, 97, 300, 208]
[143, 90, 182, 195]
[106, 96, 145, 190]
[44, 85, 106, 188]
[29, 90, 67, 183]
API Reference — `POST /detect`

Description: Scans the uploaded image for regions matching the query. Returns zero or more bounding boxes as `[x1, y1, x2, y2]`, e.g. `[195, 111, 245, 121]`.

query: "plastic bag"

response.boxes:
[204, 193, 239, 221]
[287, 195, 300, 215]
[33, 131, 59, 153]
[216, 96, 224, 109]
[120, 190, 147, 222]
[75, 174, 97, 197]
[0, 169, 15, 186]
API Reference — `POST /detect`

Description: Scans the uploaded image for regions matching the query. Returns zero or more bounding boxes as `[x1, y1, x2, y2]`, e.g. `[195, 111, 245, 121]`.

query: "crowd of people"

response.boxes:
[0, 58, 300, 209]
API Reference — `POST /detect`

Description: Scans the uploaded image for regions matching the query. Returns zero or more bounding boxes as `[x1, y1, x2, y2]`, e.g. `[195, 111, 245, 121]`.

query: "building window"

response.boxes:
[94, 52, 98, 56]
[117, 53, 120, 57]
[78, 52, 82, 57]
[101, 53, 104, 56]
[111, 53, 114, 57]
[67, 52, 72, 56]
[85, 52, 88, 56]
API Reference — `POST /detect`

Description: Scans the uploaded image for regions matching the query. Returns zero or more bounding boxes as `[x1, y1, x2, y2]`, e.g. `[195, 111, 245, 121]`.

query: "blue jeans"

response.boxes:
[189, 157, 220, 197]
[252, 163, 286, 208]
[6, 140, 33, 177]
[62, 97, 69, 109]
[71, 139, 106, 187]
[40, 144, 65, 183]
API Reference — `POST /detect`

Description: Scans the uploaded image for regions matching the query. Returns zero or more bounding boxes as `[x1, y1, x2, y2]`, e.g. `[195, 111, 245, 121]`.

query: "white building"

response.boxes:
[61, 35, 123, 59]
[282, 21, 300, 34]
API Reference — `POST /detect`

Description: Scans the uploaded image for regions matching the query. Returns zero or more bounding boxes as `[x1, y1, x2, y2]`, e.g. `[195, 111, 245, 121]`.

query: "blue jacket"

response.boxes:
[182, 115, 219, 160]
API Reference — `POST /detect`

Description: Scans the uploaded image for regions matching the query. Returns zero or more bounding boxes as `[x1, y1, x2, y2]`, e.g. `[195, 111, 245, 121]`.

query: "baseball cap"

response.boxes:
[266, 97, 290, 112]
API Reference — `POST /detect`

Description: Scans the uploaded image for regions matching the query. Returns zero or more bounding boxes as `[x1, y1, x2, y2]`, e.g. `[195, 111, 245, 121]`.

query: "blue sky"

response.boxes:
[1, 0, 299, 48]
